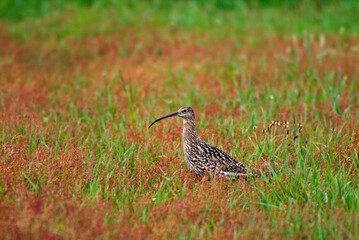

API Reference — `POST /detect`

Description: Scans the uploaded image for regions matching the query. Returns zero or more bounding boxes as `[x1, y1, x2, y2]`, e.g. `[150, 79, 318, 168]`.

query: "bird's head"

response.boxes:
[177, 106, 195, 120]
[148, 106, 195, 128]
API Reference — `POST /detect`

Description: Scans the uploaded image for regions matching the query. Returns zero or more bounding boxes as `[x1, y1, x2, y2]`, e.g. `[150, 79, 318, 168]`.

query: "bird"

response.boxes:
[148, 106, 249, 178]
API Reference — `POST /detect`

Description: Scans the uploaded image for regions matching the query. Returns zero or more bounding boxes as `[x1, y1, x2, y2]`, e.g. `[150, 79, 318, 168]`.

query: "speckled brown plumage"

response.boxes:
[149, 106, 248, 177]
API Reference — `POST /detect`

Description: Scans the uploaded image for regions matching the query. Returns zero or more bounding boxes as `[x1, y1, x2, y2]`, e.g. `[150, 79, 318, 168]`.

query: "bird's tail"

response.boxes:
[223, 171, 252, 178]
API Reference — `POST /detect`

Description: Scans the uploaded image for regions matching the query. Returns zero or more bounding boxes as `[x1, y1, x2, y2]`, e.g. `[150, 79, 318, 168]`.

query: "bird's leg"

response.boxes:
[201, 169, 211, 182]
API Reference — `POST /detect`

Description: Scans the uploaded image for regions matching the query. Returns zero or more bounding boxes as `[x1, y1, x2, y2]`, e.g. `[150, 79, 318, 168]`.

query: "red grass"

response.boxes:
[0, 22, 358, 239]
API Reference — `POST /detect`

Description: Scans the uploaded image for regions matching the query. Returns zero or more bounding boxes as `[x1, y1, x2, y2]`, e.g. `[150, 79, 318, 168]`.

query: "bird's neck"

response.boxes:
[182, 119, 197, 143]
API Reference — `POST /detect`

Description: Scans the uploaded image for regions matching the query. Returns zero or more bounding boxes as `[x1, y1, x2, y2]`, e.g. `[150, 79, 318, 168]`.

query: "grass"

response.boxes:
[0, 0, 359, 239]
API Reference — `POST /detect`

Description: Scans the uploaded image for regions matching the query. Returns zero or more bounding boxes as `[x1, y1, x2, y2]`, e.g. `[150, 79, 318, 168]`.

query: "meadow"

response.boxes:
[0, 0, 359, 239]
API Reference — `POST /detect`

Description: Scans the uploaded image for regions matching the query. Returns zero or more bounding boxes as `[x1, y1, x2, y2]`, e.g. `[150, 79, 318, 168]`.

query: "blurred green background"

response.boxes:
[2, 0, 358, 38]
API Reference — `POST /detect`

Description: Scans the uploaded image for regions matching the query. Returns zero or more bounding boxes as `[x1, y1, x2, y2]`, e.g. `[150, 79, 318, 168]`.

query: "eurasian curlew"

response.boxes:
[149, 106, 249, 178]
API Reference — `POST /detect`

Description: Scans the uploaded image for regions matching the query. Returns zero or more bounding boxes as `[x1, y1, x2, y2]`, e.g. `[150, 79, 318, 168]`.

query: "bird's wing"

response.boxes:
[197, 138, 246, 174]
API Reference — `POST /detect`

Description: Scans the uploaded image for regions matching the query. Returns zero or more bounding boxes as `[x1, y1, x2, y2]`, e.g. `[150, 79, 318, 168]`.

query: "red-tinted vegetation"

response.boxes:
[1, 8, 359, 239]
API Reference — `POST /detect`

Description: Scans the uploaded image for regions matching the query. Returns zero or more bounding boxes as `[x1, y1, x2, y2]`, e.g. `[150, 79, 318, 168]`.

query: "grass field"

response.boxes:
[1, 0, 359, 239]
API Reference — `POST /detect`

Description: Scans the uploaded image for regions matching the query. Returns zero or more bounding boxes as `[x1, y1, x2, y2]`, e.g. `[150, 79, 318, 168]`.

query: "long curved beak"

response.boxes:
[148, 112, 179, 128]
